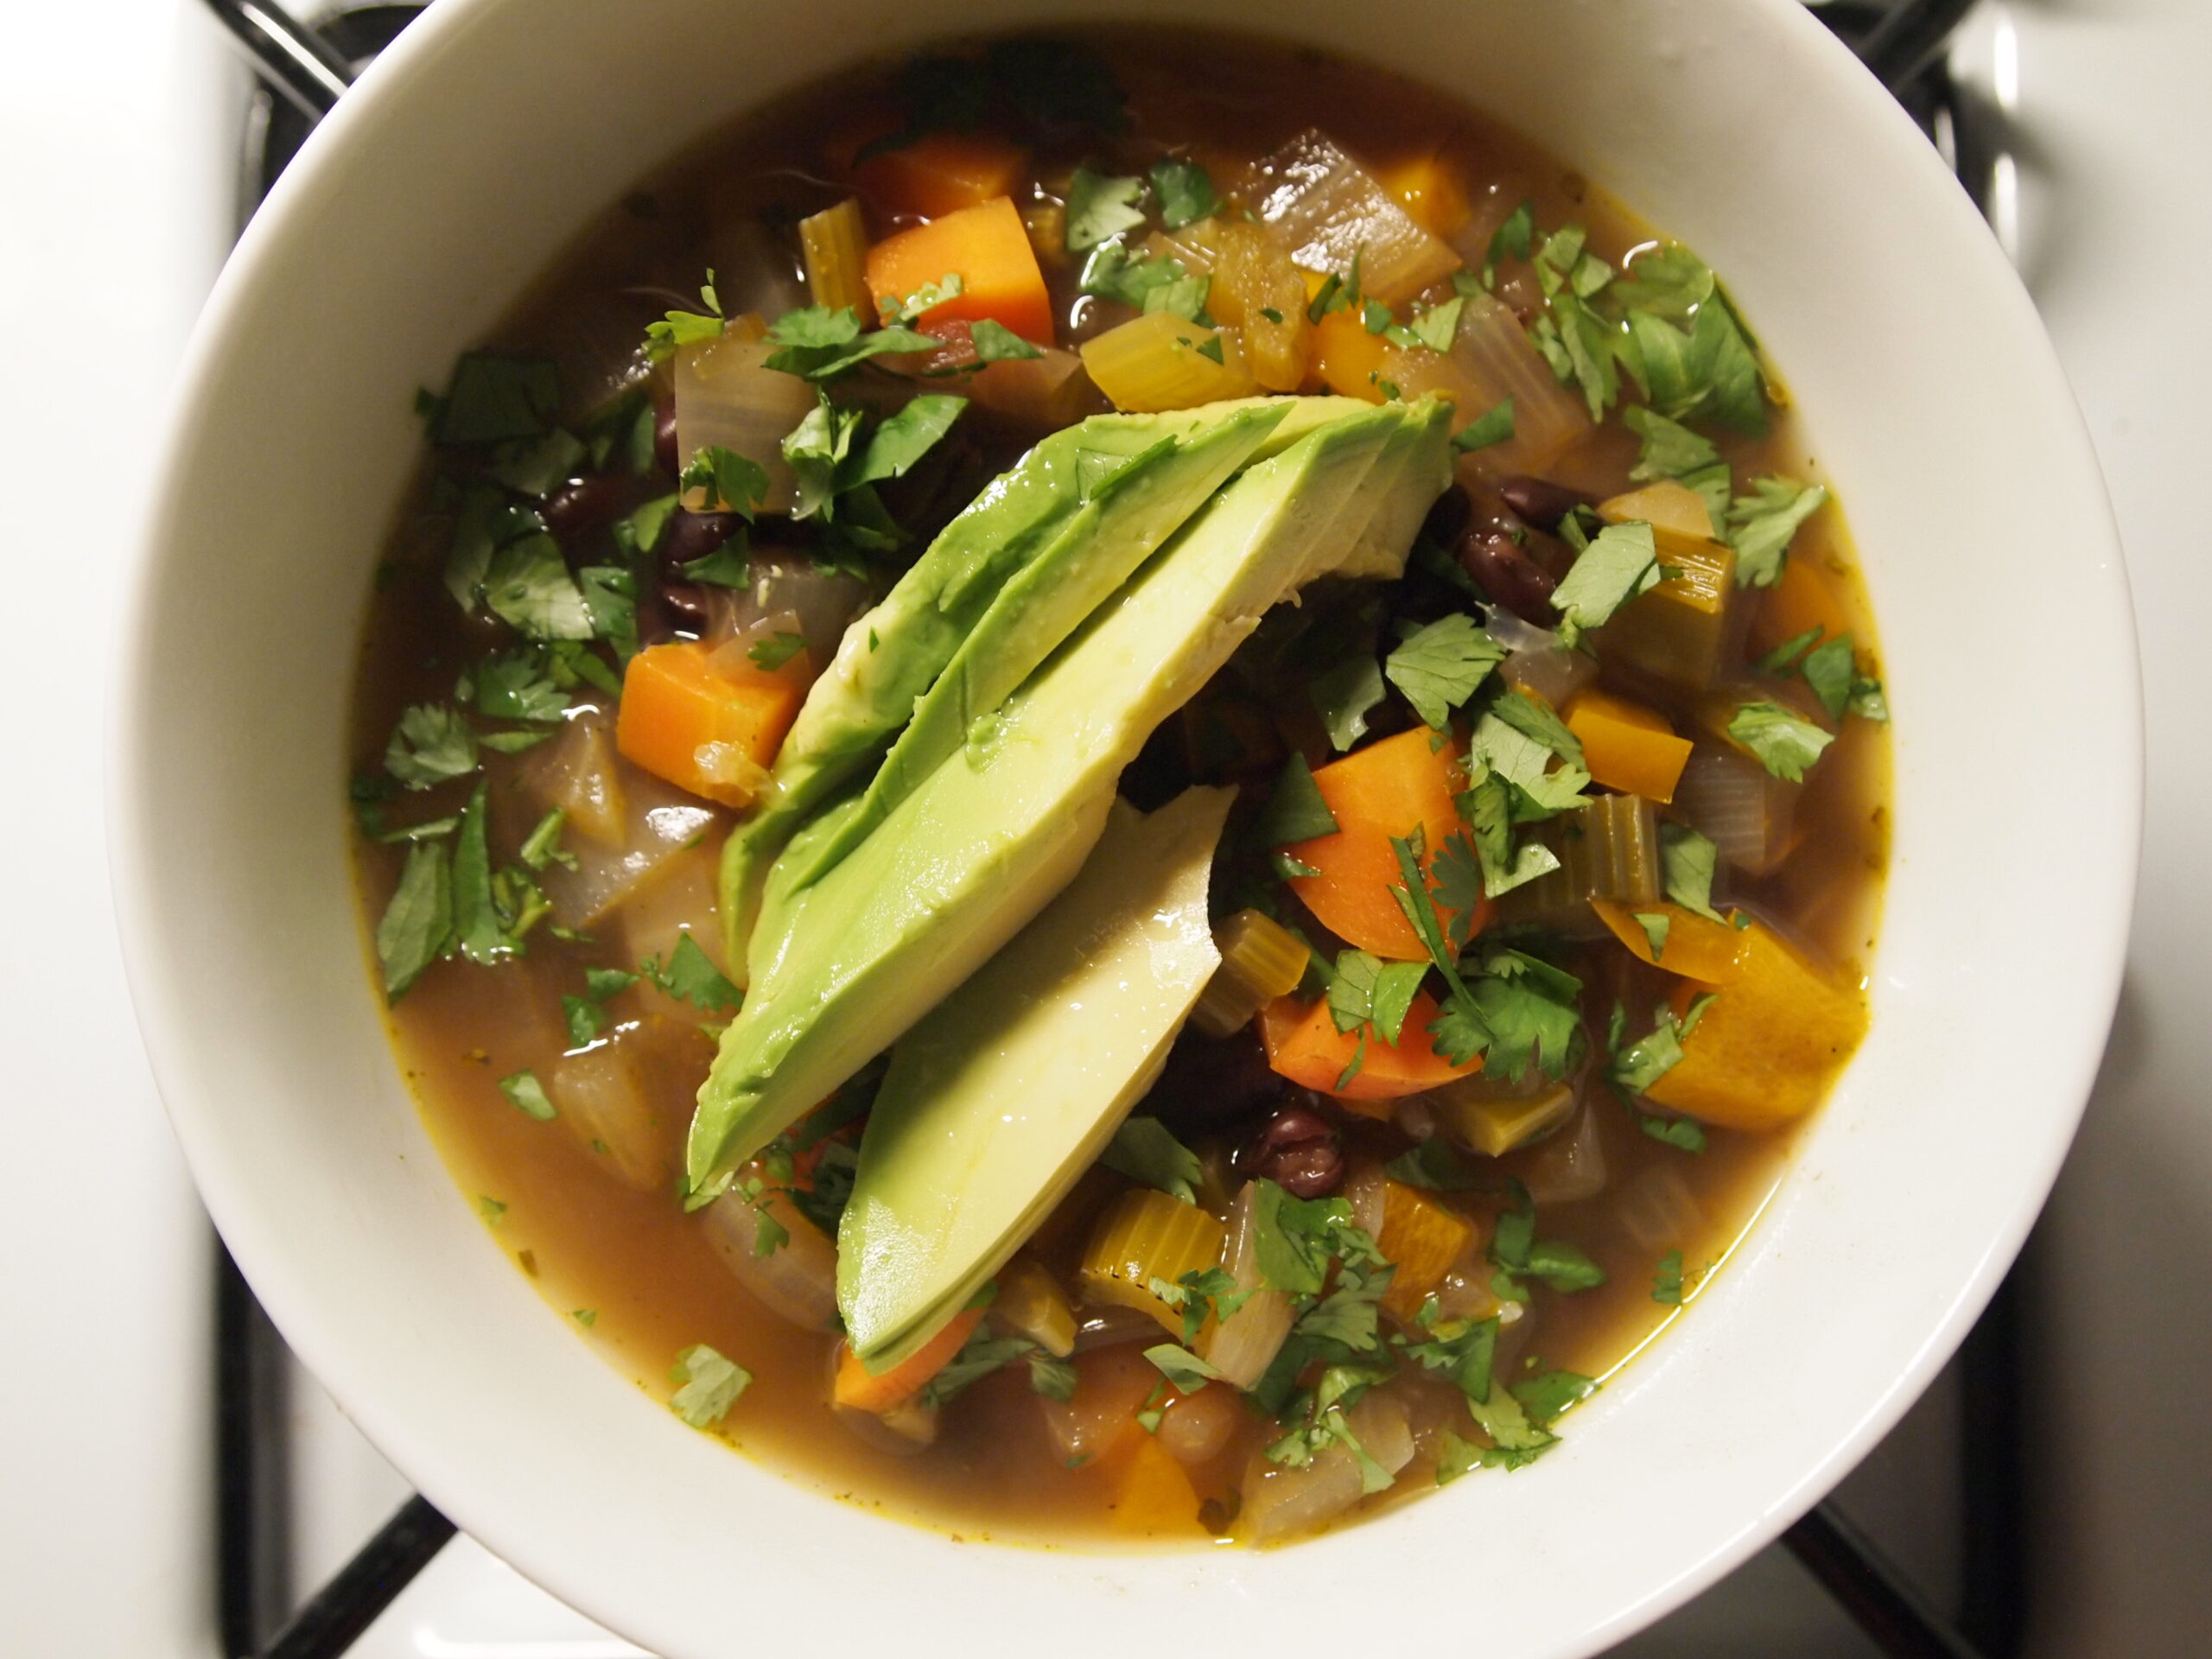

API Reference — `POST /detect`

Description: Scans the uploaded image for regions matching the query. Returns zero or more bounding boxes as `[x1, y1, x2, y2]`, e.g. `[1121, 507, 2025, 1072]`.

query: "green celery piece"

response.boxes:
[687, 399, 1451, 1187]
[717, 396, 1369, 973]
[772, 402, 1292, 904]
[839, 786, 1234, 1370]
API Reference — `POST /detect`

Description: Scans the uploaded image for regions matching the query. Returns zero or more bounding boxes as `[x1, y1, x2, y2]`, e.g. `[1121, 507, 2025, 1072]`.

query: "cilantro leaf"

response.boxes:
[563, 995, 604, 1048]
[1310, 652, 1386, 752]
[668, 1343, 751, 1427]
[1631, 910, 1671, 958]
[1624, 404, 1720, 484]
[845, 393, 968, 488]
[969, 318, 1043, 362]
[1141, 274, 1212, 324]
[917, 1331, 1036, 1409]
[762, 307, 943, 381]
[1467, 946, 1583, 1082]
[1512, 1369, 1599, 1424]
[376, 840, 452, 1001]
[1252, 753, 1338, 848]
[640, 934, 741, 1013]
[1384, 613, 1504, 731]
[1143, 1344, 1224, 1393]
[517, 808, 573, 873]
[1382, 1136, 1484, 1192]
[474, 651, 568, 723]
[384, 703, 478, 791]
[1458, 765, 1560, 899]
[781, 399, 861, 521]
[1483, 200, 1535, 282]
[426, 353, 559, 445]
[484, 534, 594, 640]
[644, 274, 726, 363]
[1250, 1179, 1353, 1297]
[1652, 1249, 1685, 1306]
[678, 446, 770, 519]
[1728, 701, 1835, 781]
[486, 429, 586, 499]
[681, 531, 752, 588]
[747, 631, 806, 671]
[764, 305, 861, 350]
[1101, 1116, 1202, 1204]
[1435, 1428, 1486, 1485]
[499, 1070, 556, 1122]
[1077, 244, 1189, 308]
[1525, 1241, 1605, 1293]
[585, 966, 638, 1001]
[616, 493, 680, 558]
[1148, 157, 1218, 229]
[879, 272, 963, 327]
[1611, 243, 1715, 321]
[1726, 475, 1828, 587]
[1065, 168, 1147, 251]
[1028, 1353, 1077, 1401]
[1552, 520, 1661, 642]
[449, 783, 512, 966]
[1468, 710, 1591, 819]
[1620, 295, 1767, 437]
[1327, 950, 1427, 1046]
[1453, 397, 1516, 453]
[1658, 822, 1726, 923]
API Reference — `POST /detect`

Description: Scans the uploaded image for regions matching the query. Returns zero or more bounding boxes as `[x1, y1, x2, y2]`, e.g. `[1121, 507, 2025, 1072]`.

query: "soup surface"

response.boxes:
[350, 29, 1887, 1548]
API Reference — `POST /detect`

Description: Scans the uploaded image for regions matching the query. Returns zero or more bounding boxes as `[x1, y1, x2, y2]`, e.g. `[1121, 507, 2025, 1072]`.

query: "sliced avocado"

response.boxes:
[771, 401, 1290, 903]
[838, 785, 1234, 1369]
[717, 395, 1373, 972]
[685, 397, 1453, 1188]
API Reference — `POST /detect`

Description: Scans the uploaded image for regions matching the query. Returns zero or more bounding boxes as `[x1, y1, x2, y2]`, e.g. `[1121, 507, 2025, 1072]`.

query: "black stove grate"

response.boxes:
[203, 3, 2021, 1653]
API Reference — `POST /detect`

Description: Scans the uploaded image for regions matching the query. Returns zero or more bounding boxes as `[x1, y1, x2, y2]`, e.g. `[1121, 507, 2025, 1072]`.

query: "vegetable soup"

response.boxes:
[350, 29, 1887, 1548]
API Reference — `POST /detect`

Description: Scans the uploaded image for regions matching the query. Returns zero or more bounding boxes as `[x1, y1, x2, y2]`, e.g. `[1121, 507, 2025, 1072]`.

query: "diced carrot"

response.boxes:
[1286, 728, 1488, 959]
[1376, 1179, 1477, 1322]
[1309, 300, 1394, 402]
[1259, 992, 1480, 1114]
[1589, 899, 1750, 985]
[614, 640, 808, 809]
[1751, 551, 1853, 658]
[833, 1305, 984, 1414]
[855, 131, 1029, 221]
[1643, 921, 1869, 1131]
[1105, 1433, 1206, 1535]
[1374, 152, 1473, 239]
[865, 197, 1054, 343]
[1565, 688, 1694, 803]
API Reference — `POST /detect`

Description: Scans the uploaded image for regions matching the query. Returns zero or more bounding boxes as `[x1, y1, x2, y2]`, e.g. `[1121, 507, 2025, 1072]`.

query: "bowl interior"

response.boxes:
[114, 0, 2136, 1654]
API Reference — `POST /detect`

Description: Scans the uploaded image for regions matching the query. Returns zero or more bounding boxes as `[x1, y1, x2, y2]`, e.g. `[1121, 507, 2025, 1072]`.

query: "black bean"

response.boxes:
[1457, 528, 1560, 626]
[1497, 474, 1595, 534]
[540, 474, 632, 543]
[1142, 1027, 1287, 1137]
[653, 401, 681, 474]
[660, 510, 743, 577]
[661, 583, 709, 632]
[1242, 1103, 1344, 1198]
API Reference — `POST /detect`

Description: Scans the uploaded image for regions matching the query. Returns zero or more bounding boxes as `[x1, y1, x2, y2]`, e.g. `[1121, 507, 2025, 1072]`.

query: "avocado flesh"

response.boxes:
[686, 398, 1453, 1189]
[772, 401, 1291, 903]
[837, 786, 1233, 1369]
[717, 396, 1371, 972]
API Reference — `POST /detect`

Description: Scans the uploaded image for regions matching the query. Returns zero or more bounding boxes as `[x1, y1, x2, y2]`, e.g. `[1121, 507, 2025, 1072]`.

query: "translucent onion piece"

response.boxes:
[1198, 1183, 1294, 1389]
[530, 732, 725, 929]
[1500, 642, 1599, 709]
[1156, 1388, 1242, 1466]
[1344, 1164, 1386, 1240]
[548, 1036, 672, 1191]
[1239, 131, 1460, 307]
[701, 1178, 840, 1332]
[1431, 1234, 1508, 1324]
[1388, 292, 1589, 474]
[513, 706, 627, 850]
[1672, 743, 1801, 876]
[834, 1396, 938, 1456]
[1514, 1101, 1608, 1205]
[969, 347, 1106, 430]
[675, 327, 814, 512]
[1620, 1162, 1707, 1255]
[1238, 1393, 1415, 1544]
[699, 217, 810, 324]
[1042, 1343, 1160, 1465]
[614, 843, 734, 1010]
[1078, 311, 1258, 412]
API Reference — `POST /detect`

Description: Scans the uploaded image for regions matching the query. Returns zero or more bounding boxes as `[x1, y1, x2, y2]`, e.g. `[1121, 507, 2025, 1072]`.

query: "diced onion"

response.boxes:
[967, 347, 1105, 429]
[525, 725, 724, 928]
[1500, 641, 1599, 709]
[1672, 743, 1800, 875]
[700, 1179, 840, 1332]
[699, 217, 810, 323]
[1239, 130, 1460, 307]
[513, 705, 626, 849]
[547, 1038, 671, 1191]
[1198, 1183, 1294, 1389]
[835, 1396, 938, 1455]
[1238, 1393, 1414, 1543]
[1385, 292, 1589, 474]
[674, 326, 814, 512]
[1619, 1163, 1707, 1255]
[1514, 1102, 1607, 1205]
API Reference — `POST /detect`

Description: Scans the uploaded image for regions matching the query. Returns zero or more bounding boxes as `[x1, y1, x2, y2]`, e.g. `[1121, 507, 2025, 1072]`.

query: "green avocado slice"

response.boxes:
[769, 401, 1291, 906]
[686, 397, 1453, 1190]
[838, 785, 1234, 1370]
[717, 396, 1370, 973]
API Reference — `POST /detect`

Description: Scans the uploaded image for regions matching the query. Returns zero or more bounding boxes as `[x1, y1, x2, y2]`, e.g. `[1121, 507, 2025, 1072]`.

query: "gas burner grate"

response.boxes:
[202, 3, 2020, 1653]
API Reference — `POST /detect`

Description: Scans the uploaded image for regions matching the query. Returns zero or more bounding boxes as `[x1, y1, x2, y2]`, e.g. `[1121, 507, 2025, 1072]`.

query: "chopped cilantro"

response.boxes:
[917, 1331, 1035, 1409]
[668, 1343, 751, 1427]
[474, 651, 568, 723]
[1306, 271, 1348, 324]
[1453, 397, 1516, 453]
[1382, 1135, 1484, 1192]
[1141, 273, 1213, 323]
[1458, 764, 1560, 899]
[1467, 708, 1591, 819]
[681, 532, 752, 588]
[1435, 1428, 1485, 1485]
[1726, 475, 1828, 587]
[1065, 168, 1147, 251]
[677, 446, 770, 519]
[1512, 1369, 1599, 1425]
[585, 966, 637, 1001]
[1384, 613, 1504, 730]
[477, 1195, 506, 1224]
[1309, 652, 1386, 752]
[486, 428, 586, 499]
[640, 934, 741, 1013]
[1148, 157, 1218, 229]
[969, 318, 1042, 362]
[1728, 701, 1834, 781]
[499, 1070, 556, 1122]
[426, 353, 559, 445]
[1194, 333, 1227, 365]
[747, 631, 808, 671]
[761, 305, 942, 381]
[1258, 305, 1285, 325]
[1551, 520, 1661, 643]
[448, 784, 512, 966]
[562, 995, 603, 1048]
[1144, 1343, 1224, 1392]
[848, 393, 969, 488]
[616, 493, 680, 557]
[1757, 626, 1823, 676]
[517, 809, 573, 872]
[1631, 910, 1671, 958]
[1658, 822, 1726, 923]
[1327, 949, 1428, 1046]
[1101, 1116, 1202, 1204]
[1619, 291, 1767, 436]
[1252, 753, 1339, 847]
[880, 272, 963, 327]
[376, 840, 452, 1001]
[643, 273, 726, 362]
[483, 534, 593, 641]
[384, 703, 478, 791]
[1028, 1352, 1077, 1401]
[1077, 243, 1189, 308]
[476, 730, 551, 755]
[1406, 295, 1465, 353]
[572, 1307, 597, 1327]
[1483, 200, 1535, 283]
[1611, 243, 1715, 321]
[1653, 1249, 1685, 1305]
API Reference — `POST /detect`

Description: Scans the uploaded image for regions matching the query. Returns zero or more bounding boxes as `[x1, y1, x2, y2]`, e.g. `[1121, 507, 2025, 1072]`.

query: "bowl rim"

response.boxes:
[110, 0, 2141, 1652]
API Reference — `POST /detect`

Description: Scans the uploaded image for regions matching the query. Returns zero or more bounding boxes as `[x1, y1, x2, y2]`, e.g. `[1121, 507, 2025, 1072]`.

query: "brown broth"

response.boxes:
[350, 28, 1888, 1548]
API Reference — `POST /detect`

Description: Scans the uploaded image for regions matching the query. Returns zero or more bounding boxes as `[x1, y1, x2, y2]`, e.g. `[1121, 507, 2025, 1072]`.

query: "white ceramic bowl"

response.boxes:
[113, 0, 2137, 1653]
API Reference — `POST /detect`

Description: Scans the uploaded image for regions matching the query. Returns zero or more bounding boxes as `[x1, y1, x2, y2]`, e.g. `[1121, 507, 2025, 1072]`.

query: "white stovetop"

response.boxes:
[5, 3, 2207, 1653]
